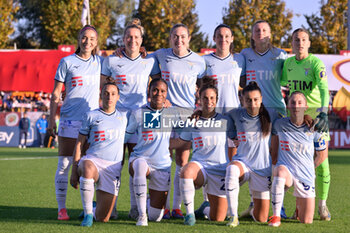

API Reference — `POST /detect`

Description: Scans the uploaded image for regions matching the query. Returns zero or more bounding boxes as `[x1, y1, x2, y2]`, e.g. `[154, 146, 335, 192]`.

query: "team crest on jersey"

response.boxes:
[140, 61, 149, 67]
[304, 68, 311, 76]
[187, 62, 194, 70]
[143, 110, 161, 129]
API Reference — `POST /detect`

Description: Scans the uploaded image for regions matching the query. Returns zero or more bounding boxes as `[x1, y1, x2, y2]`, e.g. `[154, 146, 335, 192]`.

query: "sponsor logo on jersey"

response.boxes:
[319, 70, 326, 79]
[287, 80, 313, 91]
[248, 59, 255, 63]
[71, 76, 83, 87]
[162, 71, 170, 82]
[94, 130, 106, 142]
[194, 137, 203, 148]
[288, 68, 293, 72]
[142, 130, 154, 141]
[115, 75, 127, 85]
[247, 70, 278, 81]
[237, 132, 246, 142]
[246, 70, 256, 81]
[209, 75, 218, 85]
[207, 64, 215, 68]
[280, 140, 290, 151]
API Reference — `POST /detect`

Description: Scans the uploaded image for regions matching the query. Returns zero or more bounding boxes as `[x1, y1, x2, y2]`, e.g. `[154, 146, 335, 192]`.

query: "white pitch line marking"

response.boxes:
[0, 156, 58, 161]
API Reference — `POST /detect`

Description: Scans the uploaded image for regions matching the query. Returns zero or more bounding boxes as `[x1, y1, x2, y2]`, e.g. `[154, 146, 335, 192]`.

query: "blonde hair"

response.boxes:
[124, 18, 145, 38]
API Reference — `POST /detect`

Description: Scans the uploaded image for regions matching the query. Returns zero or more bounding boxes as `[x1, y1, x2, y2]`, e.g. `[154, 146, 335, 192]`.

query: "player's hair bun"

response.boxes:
[126, 18, 144, 36]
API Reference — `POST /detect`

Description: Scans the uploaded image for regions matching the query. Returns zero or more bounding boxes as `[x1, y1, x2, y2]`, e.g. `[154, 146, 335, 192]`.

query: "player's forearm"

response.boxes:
[319, 87, 330, 113]
[314, 149, 328, 168]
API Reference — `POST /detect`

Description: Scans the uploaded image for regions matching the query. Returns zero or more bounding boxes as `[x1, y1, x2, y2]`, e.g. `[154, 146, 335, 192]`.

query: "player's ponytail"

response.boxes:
[242, 81, 271, 137]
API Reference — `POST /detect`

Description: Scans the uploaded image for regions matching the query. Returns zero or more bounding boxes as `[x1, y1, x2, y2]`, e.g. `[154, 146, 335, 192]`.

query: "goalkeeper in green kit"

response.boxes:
[281, 28, 331, 221]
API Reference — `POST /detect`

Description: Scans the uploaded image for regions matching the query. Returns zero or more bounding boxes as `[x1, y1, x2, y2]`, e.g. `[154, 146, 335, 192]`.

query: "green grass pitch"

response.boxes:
[0, 147, 349, 232]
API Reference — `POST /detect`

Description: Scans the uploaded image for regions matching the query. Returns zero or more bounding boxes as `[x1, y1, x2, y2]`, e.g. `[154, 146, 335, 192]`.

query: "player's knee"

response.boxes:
[56, 156, 72, 175]
[148, 206, 163, 222]
[300, 217, 313, 224]
[255, 214, 268, 223]
[133, 158, 148, 176]
[181, 165, 196, 179]
[209, 214, 225, 222]
[226, 164, 240, 178]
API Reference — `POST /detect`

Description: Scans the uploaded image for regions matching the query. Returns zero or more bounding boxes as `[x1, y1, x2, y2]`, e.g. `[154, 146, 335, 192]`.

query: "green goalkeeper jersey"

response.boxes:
[281, 54, 329, 118]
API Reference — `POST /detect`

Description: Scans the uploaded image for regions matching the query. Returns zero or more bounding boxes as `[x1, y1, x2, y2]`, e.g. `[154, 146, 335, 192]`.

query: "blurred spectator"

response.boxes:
[19, 112, 30, 149]
[36, 114, 48, 148]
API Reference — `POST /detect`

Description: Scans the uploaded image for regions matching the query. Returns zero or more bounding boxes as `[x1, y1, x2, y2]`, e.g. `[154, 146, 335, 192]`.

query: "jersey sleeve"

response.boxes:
[179, 130, 192, 141]
[79, 113, 91, 136]
[148, 53, 161, 76]
[54, 58, 68, 83]
[224, 110, 237, 138]
[126, 111, 138, 134]
[225, 115, 236, 139]
[197, 56, 206, 79]
[98, 55, 104, 66]
[281, 59, 289, 86]
[313, 57, 329, 111]
[271, 118, 280, 135]
[235, 53, 246, 76]
[314, 132, 326, 151]
[101, 56, 112, 77]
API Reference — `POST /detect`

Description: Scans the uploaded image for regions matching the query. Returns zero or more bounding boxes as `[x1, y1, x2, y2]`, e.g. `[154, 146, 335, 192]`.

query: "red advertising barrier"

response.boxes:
[329, 130, 350, 149]
[0, 50, 71, 93]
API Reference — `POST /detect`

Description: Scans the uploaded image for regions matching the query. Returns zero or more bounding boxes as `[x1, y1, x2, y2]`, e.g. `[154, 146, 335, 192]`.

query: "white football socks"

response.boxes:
[133, 158, 149, 217]
[172, 165, 182, 210]
[180, 178, 195, 214]
[225, 164, 240, 217]
[55, 156, 72, 211]
[271, 177, 286, 217]
[79, 177, 95, 215]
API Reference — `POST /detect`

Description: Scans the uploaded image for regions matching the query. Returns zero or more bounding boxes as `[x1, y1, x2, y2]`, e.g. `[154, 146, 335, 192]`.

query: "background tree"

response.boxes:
[135, 0, 208, 51]
[13, 0, 133, 49]
[222, 0, 293, 52]
[0, 0, 19, 48]
[304, 0, 347, 54]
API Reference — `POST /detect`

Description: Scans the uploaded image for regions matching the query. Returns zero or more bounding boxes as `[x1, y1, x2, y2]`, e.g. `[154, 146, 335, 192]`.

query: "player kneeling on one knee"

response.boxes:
[171, 84, 234, 226]
[125, 78, 181, 226]
[70, 82, 127, 227]
[269, 92, 327, 227]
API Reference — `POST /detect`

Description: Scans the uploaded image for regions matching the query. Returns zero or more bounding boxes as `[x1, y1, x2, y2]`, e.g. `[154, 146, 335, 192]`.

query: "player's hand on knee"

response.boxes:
[70, 173, 79, 189]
